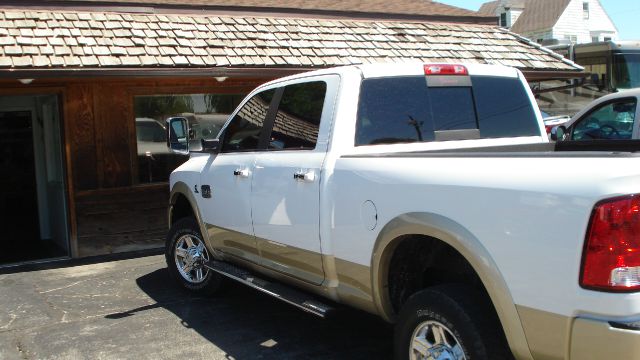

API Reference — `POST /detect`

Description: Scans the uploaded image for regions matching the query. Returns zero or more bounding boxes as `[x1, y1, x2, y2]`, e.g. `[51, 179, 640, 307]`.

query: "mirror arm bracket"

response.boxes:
[201, 138, 220, 154]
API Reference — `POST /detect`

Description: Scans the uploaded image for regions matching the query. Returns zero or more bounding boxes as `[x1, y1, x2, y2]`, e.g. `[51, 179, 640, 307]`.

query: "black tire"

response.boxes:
[394, 284, 512, 360]
[165, 217, 225, 295]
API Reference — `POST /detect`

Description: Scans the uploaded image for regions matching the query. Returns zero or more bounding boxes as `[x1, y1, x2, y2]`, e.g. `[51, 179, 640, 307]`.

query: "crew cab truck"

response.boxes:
[165, 63, 640, 360]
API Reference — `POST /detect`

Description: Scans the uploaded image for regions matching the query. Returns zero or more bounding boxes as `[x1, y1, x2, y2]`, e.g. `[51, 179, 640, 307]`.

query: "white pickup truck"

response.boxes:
[165, 63, 640, 360]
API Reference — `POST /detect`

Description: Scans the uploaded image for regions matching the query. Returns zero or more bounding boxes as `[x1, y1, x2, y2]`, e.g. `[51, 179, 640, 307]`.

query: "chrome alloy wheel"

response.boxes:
[410, 320, 466, 360]
[174, 234, 210, 284]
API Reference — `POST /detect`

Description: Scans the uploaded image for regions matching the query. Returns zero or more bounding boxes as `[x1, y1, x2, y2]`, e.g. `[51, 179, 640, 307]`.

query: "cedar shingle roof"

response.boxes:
[478, 1, 501, 16]
[478, 1, 526, 17]
[0, 9, 581, 74]
[54, 0, 487, 19]
[510, 0, 571, 34]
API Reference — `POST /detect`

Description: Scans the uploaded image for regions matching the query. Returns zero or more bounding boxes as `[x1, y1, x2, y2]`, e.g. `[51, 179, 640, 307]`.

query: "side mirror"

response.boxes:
[166, 117, 189, 155]
[550, 125, 567, 141]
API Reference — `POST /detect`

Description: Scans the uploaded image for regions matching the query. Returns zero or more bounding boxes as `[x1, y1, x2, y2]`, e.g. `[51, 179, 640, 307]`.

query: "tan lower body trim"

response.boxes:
[516, 305, 572, 360]
[205, 223, 261, 264]
[334, 257, 377, 314]
[204, 222, 325, 285]
[257, 238, 325, 285]
[571, 318, 640, 359]
[204, 222, 378, 314]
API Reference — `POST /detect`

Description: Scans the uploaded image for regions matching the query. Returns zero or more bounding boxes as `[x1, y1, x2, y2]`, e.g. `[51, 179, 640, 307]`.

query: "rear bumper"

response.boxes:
[570, 318, 640, 359]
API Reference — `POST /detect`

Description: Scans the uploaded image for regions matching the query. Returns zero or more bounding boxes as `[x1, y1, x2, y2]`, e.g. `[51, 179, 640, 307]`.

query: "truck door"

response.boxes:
[199, 89, 277, 265]
[251, 76, 338, 285]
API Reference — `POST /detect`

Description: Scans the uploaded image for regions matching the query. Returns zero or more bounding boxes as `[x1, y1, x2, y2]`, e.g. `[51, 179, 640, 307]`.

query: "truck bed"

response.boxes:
[342, 140, 640, 158]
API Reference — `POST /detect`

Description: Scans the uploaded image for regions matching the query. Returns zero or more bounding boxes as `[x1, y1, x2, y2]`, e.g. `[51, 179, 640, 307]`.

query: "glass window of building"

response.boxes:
[134, 93, 244, 183]
[583, 2, 590, 19]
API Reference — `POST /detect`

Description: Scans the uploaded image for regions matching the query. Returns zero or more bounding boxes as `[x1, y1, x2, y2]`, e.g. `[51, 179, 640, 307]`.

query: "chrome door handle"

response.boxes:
[233, 168, 249, 177]
[293, 170, 315, 182]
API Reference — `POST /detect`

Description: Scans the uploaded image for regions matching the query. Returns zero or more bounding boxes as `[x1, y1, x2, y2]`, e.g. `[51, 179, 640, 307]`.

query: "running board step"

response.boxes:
[203, 260, 335, 318]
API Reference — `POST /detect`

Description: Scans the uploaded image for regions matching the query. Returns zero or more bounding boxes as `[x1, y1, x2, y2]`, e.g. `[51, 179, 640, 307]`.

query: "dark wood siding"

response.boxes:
[75, 185, 168, 257]
[1, 75, 272, 257]
[67, 83, 99, 190]
[94, 83, 133, 188]
[74, 77, 269, 256]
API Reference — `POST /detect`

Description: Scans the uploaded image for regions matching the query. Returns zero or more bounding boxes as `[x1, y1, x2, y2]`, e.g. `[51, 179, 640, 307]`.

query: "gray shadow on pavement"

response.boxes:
[107, 267, 393, 359]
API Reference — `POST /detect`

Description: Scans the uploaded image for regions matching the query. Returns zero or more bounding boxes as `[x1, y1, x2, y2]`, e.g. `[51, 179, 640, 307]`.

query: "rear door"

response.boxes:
[251, 75, 338, 285]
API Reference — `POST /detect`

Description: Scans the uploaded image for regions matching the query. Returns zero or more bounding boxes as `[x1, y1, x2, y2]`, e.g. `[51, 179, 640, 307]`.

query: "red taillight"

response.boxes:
[424, 64, 468, 75]
[581, 195, 640, 292]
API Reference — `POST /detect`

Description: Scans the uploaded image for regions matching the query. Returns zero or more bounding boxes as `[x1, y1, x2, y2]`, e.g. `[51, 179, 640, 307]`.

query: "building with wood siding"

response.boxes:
[0, 0, 582, 265]
[479, 0, 618, 44]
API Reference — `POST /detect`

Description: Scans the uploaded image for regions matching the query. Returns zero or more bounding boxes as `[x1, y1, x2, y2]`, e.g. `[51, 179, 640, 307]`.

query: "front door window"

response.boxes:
[571, 99, 637, 140]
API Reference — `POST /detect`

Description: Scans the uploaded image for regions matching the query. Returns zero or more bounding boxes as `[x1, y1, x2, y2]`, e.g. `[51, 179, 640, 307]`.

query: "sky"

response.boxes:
[435, 0, 640, 40]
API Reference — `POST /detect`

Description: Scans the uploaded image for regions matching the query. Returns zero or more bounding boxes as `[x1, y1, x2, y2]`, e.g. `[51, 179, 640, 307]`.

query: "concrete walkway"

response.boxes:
[0, 255, 392, 360]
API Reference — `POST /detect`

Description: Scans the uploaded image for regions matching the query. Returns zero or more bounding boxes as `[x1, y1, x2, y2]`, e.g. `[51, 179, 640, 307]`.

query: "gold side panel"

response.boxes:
[202, 223, 326, 285]
[201, 222, 378, 313]
[205, 223, 261, 264]
[334, 257, 377, 314]
[257, 238, 325, 285]
[571, 318, 640, 359]
[516, 305, 571, 360]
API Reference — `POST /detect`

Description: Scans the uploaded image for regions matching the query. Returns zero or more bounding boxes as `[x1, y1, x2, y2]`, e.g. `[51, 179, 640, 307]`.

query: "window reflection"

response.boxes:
[134, 93, 243, 183]
[613, 54, 640, 89]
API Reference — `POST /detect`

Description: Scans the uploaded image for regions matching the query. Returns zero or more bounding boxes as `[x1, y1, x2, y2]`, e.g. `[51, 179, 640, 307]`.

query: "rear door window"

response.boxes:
[268, 81, 326, 150]
[355, 75, 540, 146]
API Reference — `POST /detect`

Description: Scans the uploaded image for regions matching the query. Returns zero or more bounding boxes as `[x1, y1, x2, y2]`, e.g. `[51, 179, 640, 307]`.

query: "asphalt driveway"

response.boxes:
[0, 255, 392, 360]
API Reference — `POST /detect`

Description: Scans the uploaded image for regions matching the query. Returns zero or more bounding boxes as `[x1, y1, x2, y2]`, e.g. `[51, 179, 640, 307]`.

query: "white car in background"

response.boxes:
[541, 110, 570, 135]
[555, 88, 640, 141]
[136, 117, 171, 156]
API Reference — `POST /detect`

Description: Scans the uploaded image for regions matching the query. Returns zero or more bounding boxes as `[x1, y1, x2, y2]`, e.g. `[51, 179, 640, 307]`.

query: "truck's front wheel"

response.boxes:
[165, 217, 225, 295]
[394, 284, 512, 360]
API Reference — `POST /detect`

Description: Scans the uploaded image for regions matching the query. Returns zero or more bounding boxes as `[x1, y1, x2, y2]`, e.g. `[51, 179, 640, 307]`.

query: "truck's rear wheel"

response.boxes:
[165, 217, 225, 295]
[394, 284, 512, 360]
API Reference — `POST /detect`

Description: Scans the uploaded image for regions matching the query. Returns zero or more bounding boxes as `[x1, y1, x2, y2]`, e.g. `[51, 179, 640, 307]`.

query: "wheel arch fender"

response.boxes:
[371, 212, 533, 360]
[169, 181, 209, 244]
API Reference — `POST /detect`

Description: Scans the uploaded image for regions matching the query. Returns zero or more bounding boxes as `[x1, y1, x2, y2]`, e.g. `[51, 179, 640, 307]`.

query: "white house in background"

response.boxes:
[478, 0, 525, 29]
[479, 0, 618, 44]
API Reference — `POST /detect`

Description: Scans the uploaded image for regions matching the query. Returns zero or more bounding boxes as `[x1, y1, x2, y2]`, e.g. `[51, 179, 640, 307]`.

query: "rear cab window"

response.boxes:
[355, 74, 540, 146]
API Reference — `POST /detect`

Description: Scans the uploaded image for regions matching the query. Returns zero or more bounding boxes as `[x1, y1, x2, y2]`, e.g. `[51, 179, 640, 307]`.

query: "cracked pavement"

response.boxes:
[0, 255, 392, 359]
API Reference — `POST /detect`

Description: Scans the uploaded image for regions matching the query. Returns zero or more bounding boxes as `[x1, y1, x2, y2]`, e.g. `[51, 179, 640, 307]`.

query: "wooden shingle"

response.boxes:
[0, 8, 582, 74]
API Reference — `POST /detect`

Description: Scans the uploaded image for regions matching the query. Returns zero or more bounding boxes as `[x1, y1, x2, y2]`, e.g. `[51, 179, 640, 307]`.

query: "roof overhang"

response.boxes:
[0, 67, 588, 83]
[521, 70, 587, 82]
[0, 8, 583, 76]
[0, 1, 498, 25]
[0, 67, 310, 80]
